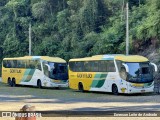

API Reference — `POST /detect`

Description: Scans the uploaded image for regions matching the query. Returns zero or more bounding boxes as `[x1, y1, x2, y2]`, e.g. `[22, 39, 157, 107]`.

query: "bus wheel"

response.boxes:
[112, 84, 118, 95]
[78, 82, 84, 92]
[55, 87, 60, 89]
[8, 78, 12, 87]
[12, 78, 16, 87]
[37, 80, 42, 89]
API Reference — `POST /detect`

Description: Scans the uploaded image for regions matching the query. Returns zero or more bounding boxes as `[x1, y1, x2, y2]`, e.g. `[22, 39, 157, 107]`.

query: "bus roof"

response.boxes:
[3, 56, 66, 63]
[115, 55, 149, 62]
[69, 54, 149, 62]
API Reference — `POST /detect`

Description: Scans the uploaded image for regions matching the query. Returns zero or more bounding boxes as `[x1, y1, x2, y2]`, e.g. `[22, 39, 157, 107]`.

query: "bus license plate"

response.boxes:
[141, 90, 145, 92]
[53, 80, 61, 83]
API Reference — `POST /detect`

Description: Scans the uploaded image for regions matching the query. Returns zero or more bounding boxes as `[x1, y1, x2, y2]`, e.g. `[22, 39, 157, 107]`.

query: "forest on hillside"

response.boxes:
[0, 0, 160, 63]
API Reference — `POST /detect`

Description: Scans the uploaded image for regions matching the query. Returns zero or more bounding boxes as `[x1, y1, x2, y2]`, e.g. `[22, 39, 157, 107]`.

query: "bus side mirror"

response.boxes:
[45, 64, 51, 71]
[122, 63, 129, 73]
[43, 64, 51, 77]
[151, 63, 158, 72]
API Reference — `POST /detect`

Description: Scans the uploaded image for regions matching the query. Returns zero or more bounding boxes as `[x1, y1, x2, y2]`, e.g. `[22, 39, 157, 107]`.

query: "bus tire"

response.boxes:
[112, 84, 118, 95]
[55, 87, 60, 89]
[78, 82, 84, 92]
[12, 78, 16, 87]
[8, 78, 12, 87]
[37, 80, 42, 89]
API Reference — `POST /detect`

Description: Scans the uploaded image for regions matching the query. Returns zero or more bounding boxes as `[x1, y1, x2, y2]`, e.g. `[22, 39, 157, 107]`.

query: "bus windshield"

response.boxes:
[126, 62, 153, 83]
[48, 62, 68, 80]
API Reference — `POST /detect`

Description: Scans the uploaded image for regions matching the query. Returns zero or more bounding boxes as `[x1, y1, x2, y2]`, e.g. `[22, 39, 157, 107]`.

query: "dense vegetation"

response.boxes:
[0, 0, 160, 63]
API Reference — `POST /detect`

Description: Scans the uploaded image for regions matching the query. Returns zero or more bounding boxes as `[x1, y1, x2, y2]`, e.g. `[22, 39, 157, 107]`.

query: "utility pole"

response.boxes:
[121, 0, 125, 21]
[126, 2, 129, 55]
[29, 23, 31, 56]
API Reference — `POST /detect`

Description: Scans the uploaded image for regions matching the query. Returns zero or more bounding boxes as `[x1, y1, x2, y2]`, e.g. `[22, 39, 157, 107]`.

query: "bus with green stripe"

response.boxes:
[2, 56, 68, 88]
[68, 54, 157, 94]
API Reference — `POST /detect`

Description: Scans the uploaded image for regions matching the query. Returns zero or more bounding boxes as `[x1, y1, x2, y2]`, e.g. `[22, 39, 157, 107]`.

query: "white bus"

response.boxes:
[68, 54, 157, 94]
[2, 56, 68, 88]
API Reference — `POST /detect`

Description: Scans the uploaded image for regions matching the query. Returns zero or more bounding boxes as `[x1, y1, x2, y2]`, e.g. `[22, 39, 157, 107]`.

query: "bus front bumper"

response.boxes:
[127, 86, 154, 94]
[50, 82, 69, 88]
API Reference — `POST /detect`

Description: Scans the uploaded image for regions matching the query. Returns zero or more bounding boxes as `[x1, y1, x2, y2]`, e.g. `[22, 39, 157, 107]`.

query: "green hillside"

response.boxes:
[0, 0, 159, 61]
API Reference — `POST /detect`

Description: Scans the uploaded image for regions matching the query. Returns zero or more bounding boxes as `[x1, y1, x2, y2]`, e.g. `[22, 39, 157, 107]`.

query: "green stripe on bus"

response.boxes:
[94, 74, 106, 79]
[24, 69, 31, 75]
[21, 69, 31, 82]
[24, 75, 32, 82]
[95, 80, 105, 88]
[28, 69, 35, 75]
[91, 80, 99, 87]
[91, 79, 106, 88]
[21, 69, 35, 82]
[93, 74, 101, 78]
[91, 74, 107, 88]
[24, 69, 35, 82]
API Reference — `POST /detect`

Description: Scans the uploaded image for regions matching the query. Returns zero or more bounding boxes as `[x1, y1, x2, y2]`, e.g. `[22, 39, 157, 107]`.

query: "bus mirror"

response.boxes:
[122, 63, 129, 73]
[45, 64, 51, 71]
[151, 63, 158, 72]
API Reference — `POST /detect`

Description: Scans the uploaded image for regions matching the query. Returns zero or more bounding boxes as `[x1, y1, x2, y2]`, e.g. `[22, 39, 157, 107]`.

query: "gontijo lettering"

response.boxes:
[77, 73, 92, 78]
[10, 69, 21, 73]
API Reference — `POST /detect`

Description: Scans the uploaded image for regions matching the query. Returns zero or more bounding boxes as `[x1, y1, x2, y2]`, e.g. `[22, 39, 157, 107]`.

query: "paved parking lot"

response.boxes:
[0, 81, 160, 119]
[0, 82, 160, 111]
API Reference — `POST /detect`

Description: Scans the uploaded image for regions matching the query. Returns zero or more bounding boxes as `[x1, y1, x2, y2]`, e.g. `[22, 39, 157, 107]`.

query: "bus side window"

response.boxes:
[93, 61, 99, 72]
[12, 60, 17, 68]
[3, 60, 7, 68]
[69, 62, 75, 72]
[116, 60, 122, 72]
[7, 61, 11, 68]
[100, 61, 107, 72]
[29, 60, 36, 69]
[76, 62, 83, 72]
[80, 62, 84, 72]
[107, 61, 116, 72]
[76, 62, 80, 72]
[17, 60, 24, 68]
[9, 60, 14, 68]
[36, 62, 42, 71]
[84, 62, 89, 72]
[90, 61, 94, 72]
[25, 60, 29, 68]
[21, 60, 26, 68]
